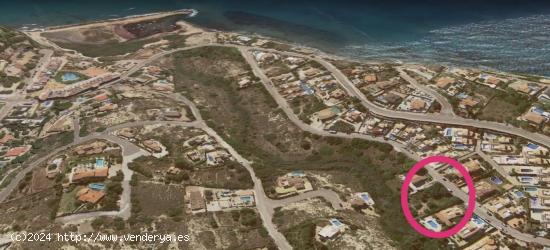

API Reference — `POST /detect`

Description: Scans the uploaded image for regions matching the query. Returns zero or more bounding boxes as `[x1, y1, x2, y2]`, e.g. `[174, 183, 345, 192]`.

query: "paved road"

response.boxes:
[23, 39, 550, 150]
[0, 97, 29, 122]
[72, 115, 80, 142]
[55, 144, 149, 224]
[0, 236, 11, 249]
[156, 90, 294, 250]
[312, 53, 550, 149]
[0, 166, 21, 187]
[0, 120, 194, 203]
[457, 151, 477, 161]
[422, 162, 550, 245]
[396, 67, 455, 116]
[7, 41, 549, 246]
[475, 140, 520, 186]
[27, 49, 54, 88]
[240, 48, 550, 247]
[238, 44, 550, 150]
[199, 124, 293, 250]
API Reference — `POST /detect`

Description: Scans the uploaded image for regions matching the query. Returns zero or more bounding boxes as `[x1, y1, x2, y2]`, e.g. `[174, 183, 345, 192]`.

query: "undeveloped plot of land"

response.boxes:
[171, 47, 314, 161]
[186, 210, 275, 249]
[477, 92, 531, 123]
[40, 13, 194, 58]
[30, 166, 55, 193]
[168, 46, 443, 248]
[190, 166, 253, 190]
[134, 182, 184, 217]
[42, 26, 120, 45]
[0, 190, 59, 232]
[273, 198, 396, 250]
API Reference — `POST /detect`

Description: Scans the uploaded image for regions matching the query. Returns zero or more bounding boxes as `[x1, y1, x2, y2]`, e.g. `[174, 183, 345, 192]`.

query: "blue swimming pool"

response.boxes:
[330, 219, 342, 227]
[527, 142, 539, 150]
[471, 215, 486, 227]
[61, 72, 80, 82]
[520, 177, 534, 181]
[95, 158, 105, 168]
[427, 220, 439, 228]
[490, 176, 503, 185]
[241, 196, 253, 203]
[300, 82, 314, 95]
[88, 183, 105, 190]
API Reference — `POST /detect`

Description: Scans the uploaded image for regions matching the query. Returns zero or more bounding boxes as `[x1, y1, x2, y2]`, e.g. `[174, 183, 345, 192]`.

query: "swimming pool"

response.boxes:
[95, 158, 105, 168]
[330, 219, 343, 227]
[427, 220, 439, 229]
[240, 195, 253, 203]
[490, 176, 503, 185]
[61, 72, 80, 82]
[519, 176, 534, 182]
[88, 183, 105, 190]
[300, 82, 314, 95]
[471, 215, 486, 227]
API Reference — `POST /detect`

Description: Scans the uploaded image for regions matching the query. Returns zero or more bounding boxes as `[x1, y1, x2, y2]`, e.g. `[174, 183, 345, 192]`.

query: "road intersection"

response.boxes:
[1, 42, 549, 248]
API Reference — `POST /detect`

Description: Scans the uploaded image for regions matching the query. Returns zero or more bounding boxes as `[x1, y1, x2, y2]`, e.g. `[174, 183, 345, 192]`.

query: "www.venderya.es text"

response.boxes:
[11, 232, 190, 244]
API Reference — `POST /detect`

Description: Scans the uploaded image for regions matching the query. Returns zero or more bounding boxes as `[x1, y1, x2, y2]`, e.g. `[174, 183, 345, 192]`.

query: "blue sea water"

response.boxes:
[1, 0, 549, 75]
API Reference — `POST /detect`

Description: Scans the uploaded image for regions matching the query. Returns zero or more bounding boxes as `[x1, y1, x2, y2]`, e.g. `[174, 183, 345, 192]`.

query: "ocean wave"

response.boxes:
[338, 14, 550, 76]
[188, 9, 199, 18]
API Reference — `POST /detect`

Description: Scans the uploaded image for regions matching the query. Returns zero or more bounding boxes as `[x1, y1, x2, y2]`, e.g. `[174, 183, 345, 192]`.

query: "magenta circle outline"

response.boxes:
[400, 155, 476, 238]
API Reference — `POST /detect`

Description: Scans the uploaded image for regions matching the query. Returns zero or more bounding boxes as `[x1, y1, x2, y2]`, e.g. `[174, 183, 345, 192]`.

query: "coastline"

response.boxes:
[20, 9, 196, 32]
[21, 9, 549, 81]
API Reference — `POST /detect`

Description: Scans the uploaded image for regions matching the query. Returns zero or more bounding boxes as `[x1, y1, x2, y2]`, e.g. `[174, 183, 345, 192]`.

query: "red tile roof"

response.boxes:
[4, 146, 29, 157]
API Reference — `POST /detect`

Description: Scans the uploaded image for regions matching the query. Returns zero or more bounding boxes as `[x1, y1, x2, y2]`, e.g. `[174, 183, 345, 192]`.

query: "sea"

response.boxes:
[1, 0, 549, 76]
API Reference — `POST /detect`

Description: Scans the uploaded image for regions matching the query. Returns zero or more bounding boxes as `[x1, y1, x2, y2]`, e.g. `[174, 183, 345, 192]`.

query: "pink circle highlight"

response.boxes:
[400, 155, 476, 238]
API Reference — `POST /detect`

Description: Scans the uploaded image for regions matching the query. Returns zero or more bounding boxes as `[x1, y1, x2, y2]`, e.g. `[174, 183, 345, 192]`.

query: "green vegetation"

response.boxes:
[329, 120, 355, 134]
[29, 131, 73, 157]
[171, 46, 444, 249]
[128, 157, 153, 178]
[164, 34, 188, 49]
[57, 186, 82, 215]
[0, 26, 27, 47]
[282, 221, 325, 250]
[409, 183, 462, 217]
[101, 171, 124, 211]
[0, 72, 20, 88]
[54, 37, 161, 58]
[79, 123, 90, 137]
[230, 208, 263, 228]
[51, 100, 73, 114]
[477, 88, 532, 123]
[293, 96, 326, 124]
[174, 46, 246, 66]
[0, 170, 18, 188]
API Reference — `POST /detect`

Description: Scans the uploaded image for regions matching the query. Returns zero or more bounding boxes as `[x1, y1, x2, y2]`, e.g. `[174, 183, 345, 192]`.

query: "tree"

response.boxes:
[175, 158, 191, 170]
[113, 217, 125, 230]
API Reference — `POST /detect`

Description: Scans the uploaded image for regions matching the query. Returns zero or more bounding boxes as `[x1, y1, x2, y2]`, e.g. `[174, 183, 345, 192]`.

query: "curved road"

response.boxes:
[396, 67, 455, 116]
[4, 39, 549, 247]
[234, 44, 550, 150]
[240, 48, 550, 247]
[26, 38, 550, 149]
